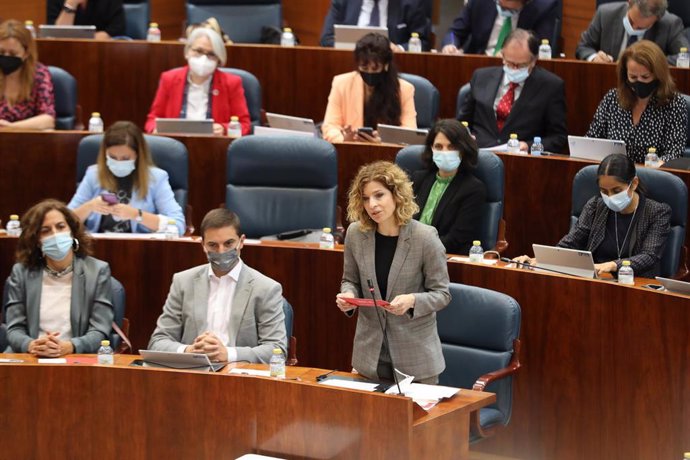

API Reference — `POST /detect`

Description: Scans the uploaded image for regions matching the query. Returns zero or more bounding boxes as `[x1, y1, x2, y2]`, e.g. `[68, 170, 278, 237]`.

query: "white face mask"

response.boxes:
[503, 65, 530, 84]
[623, 14, 648, 37]
[188, 55, 217, 78]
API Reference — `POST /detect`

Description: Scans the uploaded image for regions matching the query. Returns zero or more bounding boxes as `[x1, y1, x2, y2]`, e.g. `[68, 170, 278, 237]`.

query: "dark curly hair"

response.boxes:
[421, 119, 479, 173]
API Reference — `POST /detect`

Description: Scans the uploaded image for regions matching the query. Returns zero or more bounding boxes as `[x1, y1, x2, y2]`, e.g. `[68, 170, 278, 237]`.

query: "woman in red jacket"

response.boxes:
[144, 27, 250, 136]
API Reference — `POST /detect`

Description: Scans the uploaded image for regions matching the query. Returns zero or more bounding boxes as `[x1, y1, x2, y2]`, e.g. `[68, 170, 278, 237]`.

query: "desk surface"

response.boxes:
[0, 353, 493, 460]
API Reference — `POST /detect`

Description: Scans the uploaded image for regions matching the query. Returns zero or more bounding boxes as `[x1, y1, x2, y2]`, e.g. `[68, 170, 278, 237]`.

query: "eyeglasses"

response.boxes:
[189, 47, 219, 61]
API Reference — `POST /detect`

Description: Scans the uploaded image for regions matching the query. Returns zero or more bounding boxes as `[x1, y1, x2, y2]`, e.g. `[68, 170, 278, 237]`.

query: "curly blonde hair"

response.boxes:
[346, 161, 419, 232]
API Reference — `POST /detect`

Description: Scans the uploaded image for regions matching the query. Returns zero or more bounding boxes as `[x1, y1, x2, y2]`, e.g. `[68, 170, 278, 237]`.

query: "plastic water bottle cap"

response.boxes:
[622, 260, 631, 266]
[541, 39, 549, 45]
[149, 22, 158, 28]
[168, 219, 176, 224]
[101, 340, 110, 346]
[25, 20, 34, 26]
[411, 32, 419, 38]
[284, 28, 292, 33]
[510, 133, 518, 139]
[473, 240, 481, 245]
[273, 348, 282, 354]
[648, 147, 657, 153]
[10, 214, 18, 220]
[461, 121, 469, 127]
[534, 137, 542, 143]
[231, 116, 239, 121]
[322, 227, 331, 233]
[91, 112, 100, 118]
[682, 47, 688, 53]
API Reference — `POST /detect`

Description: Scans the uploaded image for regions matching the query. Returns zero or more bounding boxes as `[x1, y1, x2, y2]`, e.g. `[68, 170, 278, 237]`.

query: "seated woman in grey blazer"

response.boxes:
[5, 199, 114, 356]
[336, 161, 451, 385]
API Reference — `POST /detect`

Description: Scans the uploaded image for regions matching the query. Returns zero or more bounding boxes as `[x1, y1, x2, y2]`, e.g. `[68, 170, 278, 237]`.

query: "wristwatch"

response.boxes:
[135, 208, 143, 223]
[62, 3, 77, 13]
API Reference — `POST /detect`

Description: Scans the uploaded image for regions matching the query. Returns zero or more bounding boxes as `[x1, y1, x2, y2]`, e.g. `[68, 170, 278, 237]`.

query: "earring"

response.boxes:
[72, 238, 80, 252]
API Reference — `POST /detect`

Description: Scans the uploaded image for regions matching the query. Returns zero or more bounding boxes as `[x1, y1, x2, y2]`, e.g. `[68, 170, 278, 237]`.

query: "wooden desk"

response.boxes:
[0, 354, 493, 459]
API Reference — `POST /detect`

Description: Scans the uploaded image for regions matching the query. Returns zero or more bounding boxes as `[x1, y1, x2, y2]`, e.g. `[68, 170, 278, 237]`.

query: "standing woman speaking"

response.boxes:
[336, 161, 451, 384]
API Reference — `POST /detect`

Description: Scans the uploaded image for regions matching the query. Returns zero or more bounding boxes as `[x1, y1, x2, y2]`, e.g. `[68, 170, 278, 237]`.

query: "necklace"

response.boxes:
[614, 204, 638, 262]
[44, 263, 73, 278]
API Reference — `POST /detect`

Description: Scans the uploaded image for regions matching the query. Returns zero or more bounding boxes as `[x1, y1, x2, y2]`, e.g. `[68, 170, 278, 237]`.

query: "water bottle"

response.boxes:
[678, 47, 690, 69]
[319, 227, 335, 249]
[618, 260, 634, 286]
[280, 28, 295, 47]
[644, 147, 659, 168]
[165, 218, 178, 240]
[538, 39, 552, 60]
[6, 214, 21, 237]
[531, 136, 544, 156]
[469, 240, 484, 262]
[227, 116, 242, 138]
[88, 112, 104, 133]
[24, 20, 36, 39]
[507, 133, 520, 153]
[408, 32, 422, 53]
[269, 348, 286, 378]
[683, 452, 690, 460]
[97, 340, 114, 365]
[146, 22, 161, 42]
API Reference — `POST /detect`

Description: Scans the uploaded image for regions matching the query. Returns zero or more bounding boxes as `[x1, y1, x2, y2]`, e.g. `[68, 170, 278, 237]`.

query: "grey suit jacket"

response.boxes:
[148, 262, 287, 364]
[341, 220, 451, 381]
[576, 2, 688, 64]
[5, 256, 114, 353]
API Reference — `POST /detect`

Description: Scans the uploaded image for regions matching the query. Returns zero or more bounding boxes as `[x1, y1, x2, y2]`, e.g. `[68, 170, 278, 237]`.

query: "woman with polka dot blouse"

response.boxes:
[587, 40, 687, 165]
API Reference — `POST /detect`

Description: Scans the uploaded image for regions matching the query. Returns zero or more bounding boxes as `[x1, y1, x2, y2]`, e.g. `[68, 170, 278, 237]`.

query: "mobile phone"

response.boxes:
[642, 284, 665, 291]
[100, 192, 118, 205]
[357, 127, 374, 136]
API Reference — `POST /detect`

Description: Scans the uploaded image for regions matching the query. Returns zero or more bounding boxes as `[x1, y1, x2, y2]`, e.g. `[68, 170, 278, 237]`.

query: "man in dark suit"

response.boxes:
[441, 0, 559, 56]
[576, 0, 688, 64]
[457, 29, 567, 153]
[320, 0, 430, 50]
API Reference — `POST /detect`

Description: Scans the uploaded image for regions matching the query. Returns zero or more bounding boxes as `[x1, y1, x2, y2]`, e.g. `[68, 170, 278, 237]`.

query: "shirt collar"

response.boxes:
[435, 173, 455, 183]
[187, 71, 212, 90]
[207, 259, 243, 282]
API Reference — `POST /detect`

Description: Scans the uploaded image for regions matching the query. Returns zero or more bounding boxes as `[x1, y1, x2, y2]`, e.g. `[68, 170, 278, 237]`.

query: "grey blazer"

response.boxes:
[148, 262, 287, 364]
[5, 256, 114, 353]
[576, 2, 688, 64]
[341, 220, 451, 381]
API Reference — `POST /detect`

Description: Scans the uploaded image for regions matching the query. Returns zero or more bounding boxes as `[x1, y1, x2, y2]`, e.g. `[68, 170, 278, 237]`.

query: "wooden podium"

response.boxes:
[0, 355, 494, 460]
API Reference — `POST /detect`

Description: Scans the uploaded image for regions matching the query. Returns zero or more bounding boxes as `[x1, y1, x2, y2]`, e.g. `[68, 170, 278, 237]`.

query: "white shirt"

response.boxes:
[357, 0, 389, 28]
[485, 11, 519, 56]
[185, 74, 211, 120]
[38, 271, 73, 340]
[493, 73, 525, 111]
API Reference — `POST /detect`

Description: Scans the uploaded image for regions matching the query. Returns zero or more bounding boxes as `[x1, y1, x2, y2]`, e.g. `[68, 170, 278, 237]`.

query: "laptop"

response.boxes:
[378, 124, 428, 145]
[155, 118, 214, 135]
[568, 135, 626, 161]
[139, 349, 226, 372]
[334, 25, 388, 50]
[532, 244, 597, 279]
[38, 25, 96, 39]
[655, 277, 690, 295]
[266, 112, 316, 134]
[253, 125, 314, 138]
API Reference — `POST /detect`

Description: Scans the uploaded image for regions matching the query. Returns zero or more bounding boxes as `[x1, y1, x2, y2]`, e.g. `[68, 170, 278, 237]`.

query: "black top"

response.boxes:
[593, 209, 635, 264]
[375, 232, 398, 300]
[98, 175, 133, 233]
[47, 0, 126, 37]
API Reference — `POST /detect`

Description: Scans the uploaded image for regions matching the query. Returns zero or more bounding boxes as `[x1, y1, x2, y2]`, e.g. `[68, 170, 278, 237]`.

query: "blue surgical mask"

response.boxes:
[623, 14, 648, 37]
[601, 185, 633, 213]
[432, 150, 461, 172]
[207, 248, 239, 273]
[503, 65, 530, 84]
[496, 1, 519, 17]
[41, 232, 74, 261]
[106, 156, 136, 178]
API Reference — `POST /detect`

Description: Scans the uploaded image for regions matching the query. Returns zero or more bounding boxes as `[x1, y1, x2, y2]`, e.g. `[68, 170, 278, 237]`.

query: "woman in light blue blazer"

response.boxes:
[68, 121, 185, 235]
[5, 199, 114, 356]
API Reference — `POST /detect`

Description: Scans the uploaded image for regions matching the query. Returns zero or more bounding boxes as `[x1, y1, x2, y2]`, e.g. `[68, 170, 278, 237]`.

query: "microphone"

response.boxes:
[499, 257, 582, 277]
[366, 279, 403, 395]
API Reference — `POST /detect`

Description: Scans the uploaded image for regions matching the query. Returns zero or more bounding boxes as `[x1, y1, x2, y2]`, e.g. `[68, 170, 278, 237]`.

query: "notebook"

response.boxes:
[378, 124, 429, 145]
[155, 118, 214, 135]
[532, 244, 597, 279]
[138, 350, 226, 372]
[38, 25, 96, 39]
[568, 135, 626, 161]
[334, 25, 389, 50]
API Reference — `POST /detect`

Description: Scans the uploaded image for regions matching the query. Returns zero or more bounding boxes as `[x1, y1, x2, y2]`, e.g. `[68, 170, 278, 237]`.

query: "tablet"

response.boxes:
[334, 25, 388, 50]
[266, 112, 316, 133]
[138, 349, 225, 372]
[378, 124, 429, 145]
[656, 277, 690, 295]
[342, 297, 390, 307]
[155, 118, 214, 135]
[532, 244, 597, 279]
[38, 25, 96, 39]
[568, 135, 626, 161]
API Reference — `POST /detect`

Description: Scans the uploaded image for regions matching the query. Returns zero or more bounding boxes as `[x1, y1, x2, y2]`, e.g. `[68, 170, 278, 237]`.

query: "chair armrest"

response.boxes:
[493, 218, 509, 254]
[184, 204, 195, 236]
[286, 335, 298, 366]
[674, 245, 689, 281]
[472, 338, 521, 392]
[114, 318, 132, 354]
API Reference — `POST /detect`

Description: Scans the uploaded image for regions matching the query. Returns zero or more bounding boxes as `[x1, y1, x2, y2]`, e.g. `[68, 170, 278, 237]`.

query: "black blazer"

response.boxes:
[442, 0, 560, 54]
[412, 168, 487, 255]
[320, 0, 430, 50]
[457, 65, 568, 153]
[47, 0, 125, 37]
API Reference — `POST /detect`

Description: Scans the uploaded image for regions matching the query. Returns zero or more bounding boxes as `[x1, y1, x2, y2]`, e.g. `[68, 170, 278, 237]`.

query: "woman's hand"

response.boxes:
[88, 196, 113, 215]
[341, 125, 358, 142]
[512, 255, 537, 268]
[213, 123, 225, 136]
[386, 294, 415, 316]
[595, 261, 618, 276]
[357, 130, 382, 144]
[336, 292, 357, 312]
[109, 204, 138, 220]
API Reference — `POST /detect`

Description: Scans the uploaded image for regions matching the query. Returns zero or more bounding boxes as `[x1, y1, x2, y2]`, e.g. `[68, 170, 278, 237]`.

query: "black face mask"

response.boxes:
[359, 70, 385, 87]
[628, 79, 659, 99]
[0, 55, 23, 76]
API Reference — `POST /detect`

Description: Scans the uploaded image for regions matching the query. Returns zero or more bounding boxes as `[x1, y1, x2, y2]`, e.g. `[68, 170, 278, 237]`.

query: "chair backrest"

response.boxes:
[681, 94, 690, 157]
[48, 66, 77, 130]
[437, 283, 521, 430]
[110, 277, 126, 349]
[669, 0, 690, 27]
[282, 298, 293, 339]
[399, 72, 439, 130]
[123, 0, 150, 40]
[76, 134, 190, 210]
[456, 82, 471, 121]
[186, 0, 281, 44]
[571, 165, 688, 277]
[226, 136, 338, 238]
[219, 67, 262, 131]
[395, 145, 505, 250]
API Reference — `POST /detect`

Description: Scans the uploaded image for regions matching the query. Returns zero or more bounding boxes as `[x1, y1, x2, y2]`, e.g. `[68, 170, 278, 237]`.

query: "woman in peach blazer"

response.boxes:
[322, 33, 417, 143]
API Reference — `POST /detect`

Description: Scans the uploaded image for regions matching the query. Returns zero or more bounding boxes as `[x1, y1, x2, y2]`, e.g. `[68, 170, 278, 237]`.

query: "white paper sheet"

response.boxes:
[38, 358, 67, 364]
[319, 379, 380, 392]
[229, 368, 271, 377]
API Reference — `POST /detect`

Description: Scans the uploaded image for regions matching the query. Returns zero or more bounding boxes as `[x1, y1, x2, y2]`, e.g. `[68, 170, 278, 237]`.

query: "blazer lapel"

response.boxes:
[606, 9, 626, 57]
[193, 268, 210, 335]
[481, 69, 503, 137]
[228, 266, 252, 346]
[432, 174, 462, 227]
[413, 172, 435, 219]
[386, 224, 412, 300]
[387, 0, 401, 31]
[70, 258, 86, 336]
[359, 230, 380, 298]
[347, 0, 365, 24]
[504, 69, 538, 128]
[589, 202, 608, 251]
[26, 269, 42, 338]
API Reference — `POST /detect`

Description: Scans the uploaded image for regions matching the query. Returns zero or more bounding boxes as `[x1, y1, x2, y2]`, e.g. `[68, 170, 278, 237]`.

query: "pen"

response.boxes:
[0, 359, 24, 363]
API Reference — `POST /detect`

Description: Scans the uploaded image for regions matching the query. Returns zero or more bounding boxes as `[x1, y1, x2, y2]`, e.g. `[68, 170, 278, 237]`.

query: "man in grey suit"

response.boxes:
[576, 0, 688, 64]
[148, 209, 287, 364]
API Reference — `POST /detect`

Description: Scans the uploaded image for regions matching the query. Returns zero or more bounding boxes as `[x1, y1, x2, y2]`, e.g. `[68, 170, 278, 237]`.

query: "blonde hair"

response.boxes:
[617, 40, 676, 110]
[0, 19, 38, 104]
[346, 161, 419, 232]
